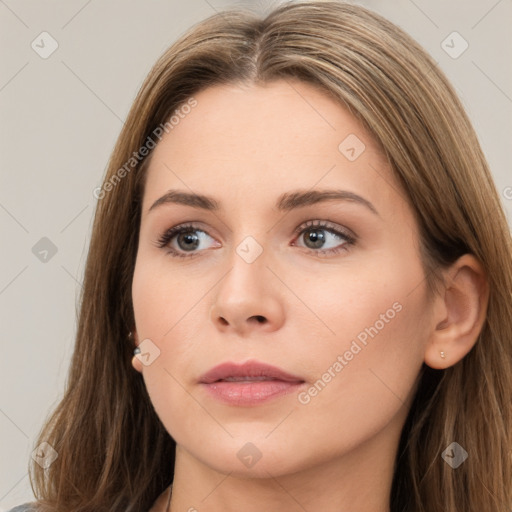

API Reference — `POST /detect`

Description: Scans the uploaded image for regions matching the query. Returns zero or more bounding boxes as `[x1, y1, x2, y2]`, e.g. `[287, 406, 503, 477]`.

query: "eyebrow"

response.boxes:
[148, 189, 379, 216]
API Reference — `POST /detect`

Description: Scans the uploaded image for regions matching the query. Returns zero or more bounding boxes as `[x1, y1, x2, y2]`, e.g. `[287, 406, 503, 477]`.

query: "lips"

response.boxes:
[199, 360, 305, 384]
[199, 360, 306, 406]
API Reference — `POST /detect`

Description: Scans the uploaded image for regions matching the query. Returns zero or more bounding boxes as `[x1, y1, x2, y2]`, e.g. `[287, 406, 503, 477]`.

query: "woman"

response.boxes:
[10, 1, 512, 511]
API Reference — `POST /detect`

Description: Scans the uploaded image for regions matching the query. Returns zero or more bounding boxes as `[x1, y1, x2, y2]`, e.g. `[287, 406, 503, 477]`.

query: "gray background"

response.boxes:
[1, 0, 510, 508]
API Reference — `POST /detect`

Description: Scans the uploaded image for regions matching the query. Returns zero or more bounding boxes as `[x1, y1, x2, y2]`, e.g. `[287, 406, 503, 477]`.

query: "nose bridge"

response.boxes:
[222, 217, 271, 288]
[224, 237, 268, 300]
[209, 232, 284, 334]
[218, 234, 269, 308]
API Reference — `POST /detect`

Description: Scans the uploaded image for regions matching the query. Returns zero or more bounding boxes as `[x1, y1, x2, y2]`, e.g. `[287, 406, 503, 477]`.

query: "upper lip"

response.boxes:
[199, 360, 305, 384]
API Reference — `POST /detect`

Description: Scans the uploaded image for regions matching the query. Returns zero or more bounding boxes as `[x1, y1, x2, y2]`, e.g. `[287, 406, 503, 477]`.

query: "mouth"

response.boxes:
[199, 360, 306, 406]
[215, 376, 286, 382]
[199, 360, 305, 384]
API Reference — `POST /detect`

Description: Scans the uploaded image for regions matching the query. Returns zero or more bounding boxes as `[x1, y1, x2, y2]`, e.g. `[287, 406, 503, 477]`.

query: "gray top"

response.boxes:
[5, 504, 35, 512]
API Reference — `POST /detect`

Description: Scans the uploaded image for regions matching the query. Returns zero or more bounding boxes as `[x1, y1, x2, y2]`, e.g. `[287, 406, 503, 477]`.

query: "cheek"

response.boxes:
[297, 241, 428, 374]
[293, 246, 428, 348]
[289, 297, 428, 471]
[296, 254, 430, 427]
[131, 253, 207, 392]
[131, 258, 202, 438]
[131, 253, 191, 338]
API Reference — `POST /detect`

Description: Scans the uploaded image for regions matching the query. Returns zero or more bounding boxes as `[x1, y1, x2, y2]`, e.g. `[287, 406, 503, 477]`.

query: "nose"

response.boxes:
[209, 250, 285, 337]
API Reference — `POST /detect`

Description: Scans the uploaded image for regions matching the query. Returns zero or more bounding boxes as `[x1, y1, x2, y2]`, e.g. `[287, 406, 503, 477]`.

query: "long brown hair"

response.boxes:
[29, 2, 512, 511]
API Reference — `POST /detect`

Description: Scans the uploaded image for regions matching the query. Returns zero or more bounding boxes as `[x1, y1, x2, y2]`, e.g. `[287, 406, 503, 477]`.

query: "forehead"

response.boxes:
[159, 79, 381, 156]
[141, 79, 397, 216]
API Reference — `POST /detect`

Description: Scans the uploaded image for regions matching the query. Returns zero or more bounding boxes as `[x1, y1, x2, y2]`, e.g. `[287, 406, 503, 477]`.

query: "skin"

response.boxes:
[131, 79, 488, 512]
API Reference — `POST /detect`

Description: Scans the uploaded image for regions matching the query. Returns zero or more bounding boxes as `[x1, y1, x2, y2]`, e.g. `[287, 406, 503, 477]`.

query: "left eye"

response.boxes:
[293, 222, 353, 254]
[298, 226, 350, 250]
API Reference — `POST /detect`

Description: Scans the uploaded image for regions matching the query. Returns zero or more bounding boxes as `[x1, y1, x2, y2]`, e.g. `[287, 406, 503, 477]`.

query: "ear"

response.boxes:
[131, 329, 144, 373]
[424, 254, 489, 369]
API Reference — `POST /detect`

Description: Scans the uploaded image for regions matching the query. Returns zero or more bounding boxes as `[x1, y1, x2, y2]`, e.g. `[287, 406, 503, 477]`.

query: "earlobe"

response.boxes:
[132, 354, 143, 373]
[424, 254, 489, 370]
[130, 330, 143, 373]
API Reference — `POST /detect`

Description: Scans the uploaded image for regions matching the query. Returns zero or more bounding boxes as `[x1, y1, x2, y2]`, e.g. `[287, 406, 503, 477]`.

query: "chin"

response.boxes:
[180, 431, 320, 479]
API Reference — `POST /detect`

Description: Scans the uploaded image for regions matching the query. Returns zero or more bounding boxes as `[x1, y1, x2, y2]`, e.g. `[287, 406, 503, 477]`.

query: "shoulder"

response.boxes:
[4, 503, 37, 512]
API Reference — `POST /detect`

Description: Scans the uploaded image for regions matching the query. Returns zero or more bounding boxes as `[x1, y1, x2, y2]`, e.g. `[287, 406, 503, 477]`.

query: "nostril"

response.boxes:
[253, 315, 266, 323]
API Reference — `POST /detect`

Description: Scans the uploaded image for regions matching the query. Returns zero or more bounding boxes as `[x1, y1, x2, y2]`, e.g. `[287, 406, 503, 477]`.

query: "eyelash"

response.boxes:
[154, 220, 356, 259]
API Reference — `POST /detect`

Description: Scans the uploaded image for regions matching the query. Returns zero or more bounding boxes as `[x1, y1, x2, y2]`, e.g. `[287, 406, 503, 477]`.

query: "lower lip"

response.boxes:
[201, 380, 305, 406]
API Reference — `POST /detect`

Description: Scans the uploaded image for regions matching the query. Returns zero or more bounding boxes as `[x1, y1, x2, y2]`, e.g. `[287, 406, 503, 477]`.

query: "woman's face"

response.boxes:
[131, 79, 434, 478]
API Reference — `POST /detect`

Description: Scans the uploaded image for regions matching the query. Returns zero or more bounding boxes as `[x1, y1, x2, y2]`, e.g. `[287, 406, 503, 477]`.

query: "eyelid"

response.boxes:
[154, 222, 215, 249]
[291, 219, 356, 240]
